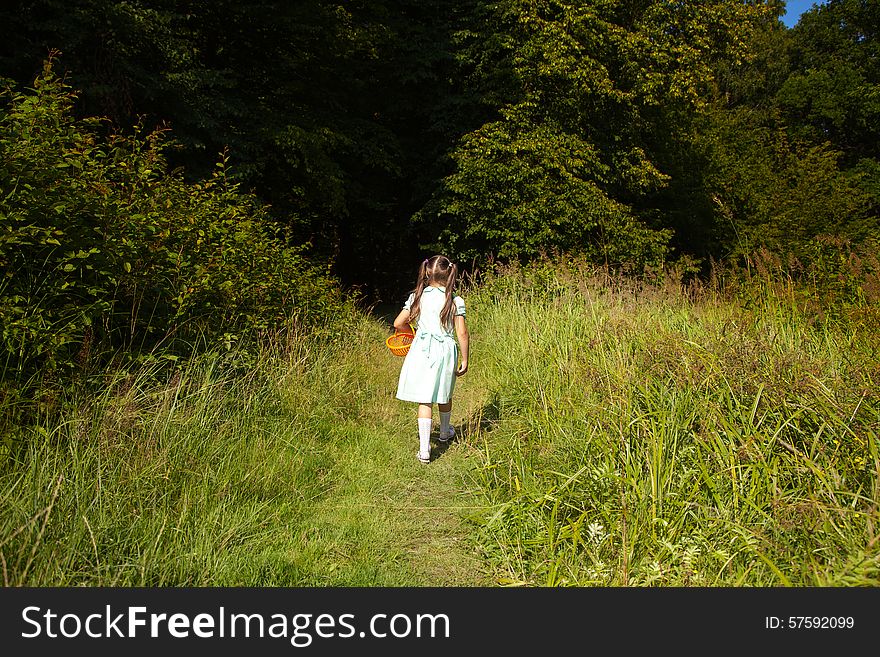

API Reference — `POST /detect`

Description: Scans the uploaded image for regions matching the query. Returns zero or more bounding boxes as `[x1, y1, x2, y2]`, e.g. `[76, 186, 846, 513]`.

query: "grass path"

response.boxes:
[6, 266, 878, 587]
[291, 322, 494, 586]
[0, 312, 497, 586]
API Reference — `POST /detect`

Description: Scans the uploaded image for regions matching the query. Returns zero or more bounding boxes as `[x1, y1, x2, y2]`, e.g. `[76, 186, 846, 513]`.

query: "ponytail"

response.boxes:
[439, 263, 457, 330]
[409, 256, 458, 330]
[408, 259, 430, 327]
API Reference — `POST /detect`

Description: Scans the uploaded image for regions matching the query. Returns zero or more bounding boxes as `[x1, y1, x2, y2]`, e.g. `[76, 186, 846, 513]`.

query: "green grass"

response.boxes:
[459, 260, 880, 586]
[2, 259, 878, 586]
[0, 316, 486, 586]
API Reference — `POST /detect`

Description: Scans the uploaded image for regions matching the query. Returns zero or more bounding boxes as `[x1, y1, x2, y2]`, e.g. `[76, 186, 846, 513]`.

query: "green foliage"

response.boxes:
[5, 2, 874, 292]
[780, 0, 880, 163]
[0, 58, 345, 383]
[421, 0, 774, 268]
[2, 256, 878, 587]
[698, 107, 877, 259]
[430, 117, 671, 266]
[716, 240, 880, 328]
[655, 0, 880, 267]
[776, 0, 880, 228]
[0, 0, 467, 298]
[463, 260, 879, 586]
[0, 312, 484, 586]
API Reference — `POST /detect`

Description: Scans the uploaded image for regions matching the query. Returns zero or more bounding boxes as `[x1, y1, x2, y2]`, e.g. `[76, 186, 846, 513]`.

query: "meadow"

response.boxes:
[462, 258, 879, 585]
[2, 258, 878, 586]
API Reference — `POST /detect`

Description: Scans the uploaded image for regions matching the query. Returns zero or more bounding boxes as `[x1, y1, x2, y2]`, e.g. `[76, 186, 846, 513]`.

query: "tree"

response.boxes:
[690, 0, 879, 260]
[778, 0, 879, 164]
[0, 1, 470, 299]
[419, 0, 774, 268]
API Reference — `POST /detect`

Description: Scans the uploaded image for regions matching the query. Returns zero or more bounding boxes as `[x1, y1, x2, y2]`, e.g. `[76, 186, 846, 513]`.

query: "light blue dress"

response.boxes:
[395, 286, 466, 404]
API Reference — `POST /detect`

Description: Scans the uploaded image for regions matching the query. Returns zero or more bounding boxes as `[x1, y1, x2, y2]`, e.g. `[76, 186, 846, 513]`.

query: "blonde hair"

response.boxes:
[408, 255, 458, 330]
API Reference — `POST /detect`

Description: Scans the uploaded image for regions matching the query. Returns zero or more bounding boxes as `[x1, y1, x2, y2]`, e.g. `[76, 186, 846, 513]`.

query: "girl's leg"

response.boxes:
[417, 403, 433, 461]
[438, 400, 453, 441]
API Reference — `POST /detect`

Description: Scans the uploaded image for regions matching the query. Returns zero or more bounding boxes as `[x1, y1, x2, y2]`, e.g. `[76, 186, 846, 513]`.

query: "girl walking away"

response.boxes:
[393, 255, 470, 463]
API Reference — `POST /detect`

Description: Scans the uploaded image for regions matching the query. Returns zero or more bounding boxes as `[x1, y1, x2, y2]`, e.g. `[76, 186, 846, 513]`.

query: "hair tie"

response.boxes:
[423, 259, 429, 266]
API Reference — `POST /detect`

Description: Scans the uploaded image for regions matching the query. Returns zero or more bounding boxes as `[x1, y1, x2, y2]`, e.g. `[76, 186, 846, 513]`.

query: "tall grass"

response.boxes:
[0, 314, 413, 586]
[461, 259, 880, 586]
[4, 257, 879, 587]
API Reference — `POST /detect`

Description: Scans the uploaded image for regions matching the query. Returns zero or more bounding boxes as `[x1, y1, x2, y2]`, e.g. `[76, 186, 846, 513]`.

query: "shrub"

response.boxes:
[0, 57, 346, 386]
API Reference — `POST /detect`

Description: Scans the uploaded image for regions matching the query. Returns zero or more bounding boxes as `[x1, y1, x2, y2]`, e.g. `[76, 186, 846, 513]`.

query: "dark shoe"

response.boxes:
[438, 425, 456, 443]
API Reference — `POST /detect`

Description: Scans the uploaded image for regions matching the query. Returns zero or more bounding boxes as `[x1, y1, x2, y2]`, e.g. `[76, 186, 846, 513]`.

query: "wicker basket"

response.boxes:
[386, 331, 414, 357]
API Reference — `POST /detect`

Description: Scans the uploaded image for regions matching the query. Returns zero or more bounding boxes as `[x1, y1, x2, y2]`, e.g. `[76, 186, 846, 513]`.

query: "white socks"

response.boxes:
[418, 413, 452, 460]
[418, 417, 432, 458]
[439, 411, 451, 439]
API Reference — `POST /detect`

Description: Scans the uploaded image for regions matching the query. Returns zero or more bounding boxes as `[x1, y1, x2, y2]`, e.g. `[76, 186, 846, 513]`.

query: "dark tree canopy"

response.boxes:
[1, 0, 878, 297]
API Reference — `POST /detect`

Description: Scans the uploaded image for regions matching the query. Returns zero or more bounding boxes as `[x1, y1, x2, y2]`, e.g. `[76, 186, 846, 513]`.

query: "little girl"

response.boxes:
[393, 254, 470, 463]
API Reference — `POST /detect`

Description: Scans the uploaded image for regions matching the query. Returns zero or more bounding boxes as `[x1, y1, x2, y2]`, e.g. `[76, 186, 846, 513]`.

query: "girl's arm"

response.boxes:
[393, 308, 412, 333]
[455, 315, 469, 376]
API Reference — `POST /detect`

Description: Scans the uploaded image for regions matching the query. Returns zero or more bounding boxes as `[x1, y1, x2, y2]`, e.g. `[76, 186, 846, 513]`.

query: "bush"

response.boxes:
[0, 57, 346, 386]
